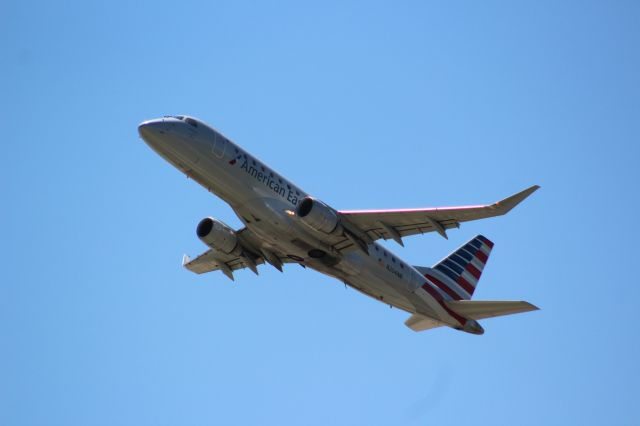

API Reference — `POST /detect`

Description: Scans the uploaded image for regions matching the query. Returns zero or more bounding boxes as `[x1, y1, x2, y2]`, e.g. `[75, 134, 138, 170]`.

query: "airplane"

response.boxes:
[138, 115, 539, 334]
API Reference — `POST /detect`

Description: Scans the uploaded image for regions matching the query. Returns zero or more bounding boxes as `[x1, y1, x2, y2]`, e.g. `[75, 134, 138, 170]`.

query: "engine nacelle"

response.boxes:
[296, 196, 342, 235]
[196, 217, 241, 255]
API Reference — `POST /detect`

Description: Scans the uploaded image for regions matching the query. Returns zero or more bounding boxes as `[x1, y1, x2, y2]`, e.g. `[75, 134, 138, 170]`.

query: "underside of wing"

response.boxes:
[182, 227, 293, 279]
[336, 185, 539, 248]
[182, 249, 265, 274]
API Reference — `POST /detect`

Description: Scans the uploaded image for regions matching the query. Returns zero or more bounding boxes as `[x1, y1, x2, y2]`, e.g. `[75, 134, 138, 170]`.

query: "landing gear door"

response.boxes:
[212, 133, 226, 158]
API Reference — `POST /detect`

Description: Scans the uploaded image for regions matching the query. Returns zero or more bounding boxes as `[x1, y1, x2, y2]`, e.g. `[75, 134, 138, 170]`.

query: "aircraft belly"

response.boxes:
[349, 278, 416, 312]
[227, 197, 321, 263]
[336, 254, 416, 313]
[226, 200, 417, 311]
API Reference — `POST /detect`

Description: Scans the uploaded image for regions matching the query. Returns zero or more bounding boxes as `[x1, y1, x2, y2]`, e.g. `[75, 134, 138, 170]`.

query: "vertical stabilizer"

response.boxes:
[414, 235, 494, 300]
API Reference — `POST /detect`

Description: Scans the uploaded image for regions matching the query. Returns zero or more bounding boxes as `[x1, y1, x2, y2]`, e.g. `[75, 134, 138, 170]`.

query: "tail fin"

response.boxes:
[414, 235, 494, 300]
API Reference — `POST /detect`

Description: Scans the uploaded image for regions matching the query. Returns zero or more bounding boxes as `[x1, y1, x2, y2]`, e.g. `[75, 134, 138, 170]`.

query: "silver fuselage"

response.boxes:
[139, 116, 456, 326]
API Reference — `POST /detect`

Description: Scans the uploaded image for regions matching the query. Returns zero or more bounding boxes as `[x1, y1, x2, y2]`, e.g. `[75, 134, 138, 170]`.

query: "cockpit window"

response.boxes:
[185, 117, 198, 128]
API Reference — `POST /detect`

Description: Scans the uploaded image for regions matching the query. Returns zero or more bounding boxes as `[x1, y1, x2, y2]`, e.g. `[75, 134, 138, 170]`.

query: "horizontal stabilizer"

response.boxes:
[445, 300, 539, 320]
[405, 314, 446, 332]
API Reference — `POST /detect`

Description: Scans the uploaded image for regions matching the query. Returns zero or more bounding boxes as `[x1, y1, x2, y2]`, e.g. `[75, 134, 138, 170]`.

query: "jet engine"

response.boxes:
[296, 196, 343, 235]
[196, 217, 241, 255]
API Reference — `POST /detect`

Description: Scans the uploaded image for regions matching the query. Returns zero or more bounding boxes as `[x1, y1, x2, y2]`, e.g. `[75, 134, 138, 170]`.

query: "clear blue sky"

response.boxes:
[2, 1, 639, 425]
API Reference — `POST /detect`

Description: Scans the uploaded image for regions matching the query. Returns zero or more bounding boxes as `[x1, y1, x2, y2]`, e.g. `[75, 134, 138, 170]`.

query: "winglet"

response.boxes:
[491, 185, 540, 215]
[182, 254, 191, 267]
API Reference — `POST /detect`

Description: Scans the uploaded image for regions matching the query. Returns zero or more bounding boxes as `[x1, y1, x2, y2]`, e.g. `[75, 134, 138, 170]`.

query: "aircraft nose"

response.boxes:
[138, 118, 166, 139]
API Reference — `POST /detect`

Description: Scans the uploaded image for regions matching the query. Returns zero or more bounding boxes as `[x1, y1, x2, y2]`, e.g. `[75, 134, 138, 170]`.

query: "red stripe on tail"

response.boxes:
[421, 283, 467, 325]
[456, 275, 475, 294]
[425, 274, 464, 300]
[475, 250, 488, 264]
[466, 263, 481, 280]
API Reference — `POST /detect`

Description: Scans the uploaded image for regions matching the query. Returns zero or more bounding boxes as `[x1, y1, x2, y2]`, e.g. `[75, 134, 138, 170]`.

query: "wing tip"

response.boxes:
[495, 184, 541, 214]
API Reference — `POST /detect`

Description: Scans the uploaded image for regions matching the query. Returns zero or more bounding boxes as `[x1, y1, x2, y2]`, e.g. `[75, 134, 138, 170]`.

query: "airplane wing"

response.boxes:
[182, 249, 261, 274]
[182, 227, 293, 279]
[335, 185, 539, 249]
